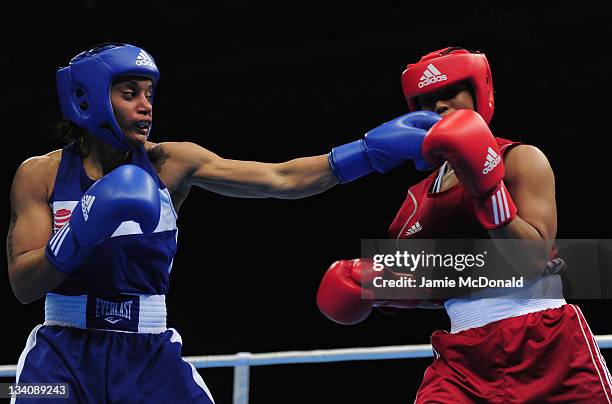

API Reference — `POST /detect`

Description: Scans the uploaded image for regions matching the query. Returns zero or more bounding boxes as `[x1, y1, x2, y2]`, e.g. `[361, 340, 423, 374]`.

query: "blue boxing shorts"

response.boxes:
[12, 294, 215, 403]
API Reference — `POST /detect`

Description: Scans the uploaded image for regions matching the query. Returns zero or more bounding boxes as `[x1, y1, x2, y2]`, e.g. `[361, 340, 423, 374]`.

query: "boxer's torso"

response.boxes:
[388, 137, 520, 240]
[48, 141, 178, 297]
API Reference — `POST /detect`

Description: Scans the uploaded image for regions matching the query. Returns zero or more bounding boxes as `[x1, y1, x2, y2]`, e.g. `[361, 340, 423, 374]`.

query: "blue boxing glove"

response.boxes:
[46, 165, 161, 274]
[328, 111, 441, 182]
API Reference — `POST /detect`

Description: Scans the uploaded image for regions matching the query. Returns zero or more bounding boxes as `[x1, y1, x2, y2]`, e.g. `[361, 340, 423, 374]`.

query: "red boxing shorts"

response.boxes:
[415, 304, 612, 403]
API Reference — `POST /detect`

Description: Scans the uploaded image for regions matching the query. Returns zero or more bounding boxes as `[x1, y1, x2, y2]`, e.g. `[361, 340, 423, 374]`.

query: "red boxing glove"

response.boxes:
[316, 259, 376, 325]
[316, 259, 428, 325]
[422, 110, 517, 229]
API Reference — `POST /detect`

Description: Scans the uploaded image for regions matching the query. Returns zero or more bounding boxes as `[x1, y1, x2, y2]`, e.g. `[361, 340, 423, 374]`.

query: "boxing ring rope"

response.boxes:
[2, 335, 612, 403]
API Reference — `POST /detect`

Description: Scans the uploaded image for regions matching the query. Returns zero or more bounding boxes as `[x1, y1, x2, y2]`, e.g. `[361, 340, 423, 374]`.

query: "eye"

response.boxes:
[418, 95, 436, 110]
[122, 91, 135, 99]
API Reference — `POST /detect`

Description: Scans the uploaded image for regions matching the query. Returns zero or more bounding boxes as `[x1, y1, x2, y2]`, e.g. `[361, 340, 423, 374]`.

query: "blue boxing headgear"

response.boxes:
[56, 43, 160, 150]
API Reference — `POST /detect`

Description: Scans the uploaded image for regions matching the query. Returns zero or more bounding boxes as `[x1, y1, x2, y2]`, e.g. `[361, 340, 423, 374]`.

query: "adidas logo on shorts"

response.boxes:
[418, 64, 447, 88]
[81, 195, 96, 221]
[482, 147, 501, 175]
[405, 221, 423, 236]
[135, 50, 156, 68]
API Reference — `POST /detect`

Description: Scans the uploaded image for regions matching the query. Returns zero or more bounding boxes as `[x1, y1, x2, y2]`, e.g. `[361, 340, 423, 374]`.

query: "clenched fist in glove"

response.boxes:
[328, 111, 441, 183]
[422, 110, 516, 229]
[316, 259, 441, 325]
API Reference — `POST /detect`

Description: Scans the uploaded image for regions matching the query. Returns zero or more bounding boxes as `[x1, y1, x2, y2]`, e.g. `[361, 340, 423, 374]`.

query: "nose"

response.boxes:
[137, 94, 152, 116]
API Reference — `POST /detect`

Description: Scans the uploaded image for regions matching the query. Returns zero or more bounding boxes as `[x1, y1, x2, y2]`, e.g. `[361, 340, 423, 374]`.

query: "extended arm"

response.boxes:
[165, 111, 441, 198]
[163, 142, 339, 199]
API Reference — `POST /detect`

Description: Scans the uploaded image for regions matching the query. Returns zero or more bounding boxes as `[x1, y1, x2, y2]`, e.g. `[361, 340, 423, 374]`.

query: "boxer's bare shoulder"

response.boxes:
[145, 141, 194, 211]
[12, 149, 63, 200]
[145, 140, 170, 172]
[144, 141, 190, 194]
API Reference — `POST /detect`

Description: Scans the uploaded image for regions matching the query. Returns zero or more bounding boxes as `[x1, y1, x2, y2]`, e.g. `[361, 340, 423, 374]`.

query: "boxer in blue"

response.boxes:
[7, 43, 441, 403]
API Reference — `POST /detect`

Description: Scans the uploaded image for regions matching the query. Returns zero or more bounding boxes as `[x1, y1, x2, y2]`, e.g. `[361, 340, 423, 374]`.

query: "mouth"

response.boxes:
[133, 120, 151, 135]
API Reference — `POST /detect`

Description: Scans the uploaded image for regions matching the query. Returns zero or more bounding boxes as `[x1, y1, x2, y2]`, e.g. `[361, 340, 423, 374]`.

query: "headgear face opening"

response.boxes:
[56, 43, 160, 150]
[401, 47, 494, 124]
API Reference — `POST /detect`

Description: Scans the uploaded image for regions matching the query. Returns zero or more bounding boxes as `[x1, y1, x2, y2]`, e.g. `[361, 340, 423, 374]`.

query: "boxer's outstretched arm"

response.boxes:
[162, 111, 440, 199]
[8, 157, 67, 304]
[164, 141, 338, 199]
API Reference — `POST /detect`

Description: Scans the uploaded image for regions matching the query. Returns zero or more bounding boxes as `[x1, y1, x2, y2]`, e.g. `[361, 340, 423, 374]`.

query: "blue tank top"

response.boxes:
[49, 142, 178, 297]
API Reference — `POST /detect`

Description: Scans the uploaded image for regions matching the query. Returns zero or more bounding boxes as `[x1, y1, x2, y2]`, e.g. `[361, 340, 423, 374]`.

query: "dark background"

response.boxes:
[2, 1, 612, 403]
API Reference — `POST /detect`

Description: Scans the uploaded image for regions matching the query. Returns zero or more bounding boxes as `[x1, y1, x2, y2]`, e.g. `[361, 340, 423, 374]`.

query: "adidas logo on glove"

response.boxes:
[418, 64, 447, 88]
[81, 195, 96, 221]
[482, 147, 501, 175]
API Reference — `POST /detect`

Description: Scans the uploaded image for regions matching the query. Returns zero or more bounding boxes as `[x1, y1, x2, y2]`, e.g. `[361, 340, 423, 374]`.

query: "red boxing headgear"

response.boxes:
[401, 47, 494, 124]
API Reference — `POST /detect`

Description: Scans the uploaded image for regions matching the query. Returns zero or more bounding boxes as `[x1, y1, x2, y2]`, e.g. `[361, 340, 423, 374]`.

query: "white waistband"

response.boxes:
[444, 275, 566, 334]
[44, 293, 167, 333]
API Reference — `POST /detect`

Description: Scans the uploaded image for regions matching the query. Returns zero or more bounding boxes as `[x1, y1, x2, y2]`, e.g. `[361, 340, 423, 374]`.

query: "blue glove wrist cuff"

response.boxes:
[412, 156, 435, 172]
[45, 224, 83, 274]
[328, 140, 374, 183]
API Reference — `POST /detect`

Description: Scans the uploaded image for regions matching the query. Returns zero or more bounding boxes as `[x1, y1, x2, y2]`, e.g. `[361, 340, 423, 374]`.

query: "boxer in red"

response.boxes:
[317, 47, 612, 403]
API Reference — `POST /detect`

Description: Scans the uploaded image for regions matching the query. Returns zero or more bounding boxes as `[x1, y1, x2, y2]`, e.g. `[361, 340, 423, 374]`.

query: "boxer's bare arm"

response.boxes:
[7, 156, 67, 304]
[155, 141, 339, 199]
[496, 145, 557, 240]
[489, 145, 557, 273]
